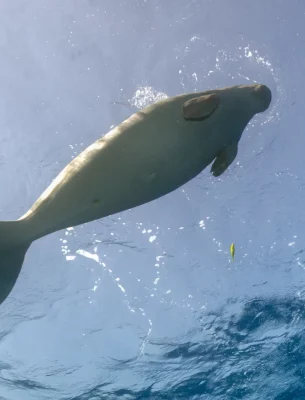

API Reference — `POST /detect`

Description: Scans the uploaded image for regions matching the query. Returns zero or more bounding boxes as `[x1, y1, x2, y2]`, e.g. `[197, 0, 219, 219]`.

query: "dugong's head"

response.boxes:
[235, 83, 272, 115]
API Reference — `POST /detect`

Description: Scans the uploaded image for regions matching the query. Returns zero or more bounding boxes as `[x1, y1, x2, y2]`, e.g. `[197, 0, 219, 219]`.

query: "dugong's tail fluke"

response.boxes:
[0, 221, 31, 305]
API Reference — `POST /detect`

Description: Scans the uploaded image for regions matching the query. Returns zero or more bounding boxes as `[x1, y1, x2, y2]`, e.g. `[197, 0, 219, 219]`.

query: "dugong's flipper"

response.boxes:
[182, 94, 220, 121]
[211, 144, 238, 177]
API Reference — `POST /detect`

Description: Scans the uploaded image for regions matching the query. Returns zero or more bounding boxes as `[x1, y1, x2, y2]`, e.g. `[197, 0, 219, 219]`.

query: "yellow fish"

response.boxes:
[230, 243, 235, 262]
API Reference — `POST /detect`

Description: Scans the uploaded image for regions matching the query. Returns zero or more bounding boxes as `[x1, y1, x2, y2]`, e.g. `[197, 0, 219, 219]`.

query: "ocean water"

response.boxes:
[0, 1, 305, 399]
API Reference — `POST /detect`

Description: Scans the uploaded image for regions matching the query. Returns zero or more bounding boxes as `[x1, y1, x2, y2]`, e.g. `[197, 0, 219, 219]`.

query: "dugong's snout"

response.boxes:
[251, 84, 272, 113]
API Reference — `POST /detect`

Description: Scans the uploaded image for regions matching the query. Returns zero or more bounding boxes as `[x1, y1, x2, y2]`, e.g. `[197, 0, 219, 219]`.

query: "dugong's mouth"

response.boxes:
[254, 84, 272, 112]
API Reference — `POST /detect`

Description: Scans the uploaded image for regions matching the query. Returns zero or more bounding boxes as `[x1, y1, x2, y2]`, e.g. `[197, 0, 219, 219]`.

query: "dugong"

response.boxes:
[0, 83, 271, 305]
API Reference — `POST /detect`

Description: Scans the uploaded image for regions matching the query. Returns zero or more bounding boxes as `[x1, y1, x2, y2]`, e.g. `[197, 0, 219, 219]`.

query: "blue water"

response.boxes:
[0, 1, 305, 399]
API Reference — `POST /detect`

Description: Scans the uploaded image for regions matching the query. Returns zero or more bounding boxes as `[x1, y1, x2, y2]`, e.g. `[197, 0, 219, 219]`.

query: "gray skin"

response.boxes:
[0, 83, 271, 305]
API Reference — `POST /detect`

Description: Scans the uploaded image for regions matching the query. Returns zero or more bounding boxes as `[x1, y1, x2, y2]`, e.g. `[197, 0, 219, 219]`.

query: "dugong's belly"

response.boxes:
[81, 122, 213, 214]
[103, 112, 218, 204]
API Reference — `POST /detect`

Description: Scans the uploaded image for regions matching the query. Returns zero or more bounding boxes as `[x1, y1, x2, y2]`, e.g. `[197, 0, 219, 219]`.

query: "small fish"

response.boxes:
[230, 243, 235, 262]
